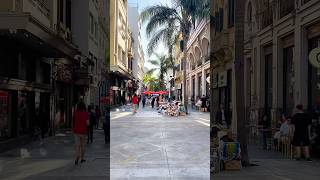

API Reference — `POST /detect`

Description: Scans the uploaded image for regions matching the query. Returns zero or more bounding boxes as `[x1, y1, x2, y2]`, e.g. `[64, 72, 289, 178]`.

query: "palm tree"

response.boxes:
[143, 70, 159, 91]
[148, 54, 174, 90]
[141, 0, 210, 112]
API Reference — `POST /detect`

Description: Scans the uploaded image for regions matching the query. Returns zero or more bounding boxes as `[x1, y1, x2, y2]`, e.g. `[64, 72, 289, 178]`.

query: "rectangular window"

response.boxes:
[215, 12, 219, 32]
[279, 0, 294, 18]
[89, 13, 94, 34]
[228, 0, 235, 26]
[219, 8, 224, 31]
[94, 21, 98, 38]
[283, 46, 294, 114]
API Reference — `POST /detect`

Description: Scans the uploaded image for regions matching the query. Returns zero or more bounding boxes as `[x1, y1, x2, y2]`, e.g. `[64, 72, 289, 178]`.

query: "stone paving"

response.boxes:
[110, 106, 210, 179]
[0, 130, 109, 180]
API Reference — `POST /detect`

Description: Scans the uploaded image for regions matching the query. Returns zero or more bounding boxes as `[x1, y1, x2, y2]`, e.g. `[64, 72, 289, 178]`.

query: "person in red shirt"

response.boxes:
[132, 94, 139, 113]
[73, 101, 89, 165]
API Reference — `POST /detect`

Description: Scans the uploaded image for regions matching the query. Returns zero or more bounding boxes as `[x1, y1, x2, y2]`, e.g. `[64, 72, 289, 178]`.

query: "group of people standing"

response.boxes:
[263, 104, 315, 161]
[72, 99, 109, 165]
[191, 95, 210, 112]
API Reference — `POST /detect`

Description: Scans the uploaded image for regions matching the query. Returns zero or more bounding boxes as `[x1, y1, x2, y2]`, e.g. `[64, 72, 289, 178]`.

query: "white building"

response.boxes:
[128, 4, 145, 94]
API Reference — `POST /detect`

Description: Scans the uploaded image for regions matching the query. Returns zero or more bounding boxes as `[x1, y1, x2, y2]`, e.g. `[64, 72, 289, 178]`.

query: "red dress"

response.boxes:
[132, 96, 138, 105]
[73, 111, 89, 135]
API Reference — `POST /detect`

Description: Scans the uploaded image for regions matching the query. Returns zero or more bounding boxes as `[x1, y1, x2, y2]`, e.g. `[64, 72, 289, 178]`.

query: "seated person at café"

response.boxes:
[273, 114, 290, 147]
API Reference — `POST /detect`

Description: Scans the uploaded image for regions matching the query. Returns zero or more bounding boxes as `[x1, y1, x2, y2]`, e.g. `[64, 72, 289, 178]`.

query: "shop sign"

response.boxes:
[218, 71, 227, 87]
[309, 48, 320, 68]
[112, 86, 119, 90]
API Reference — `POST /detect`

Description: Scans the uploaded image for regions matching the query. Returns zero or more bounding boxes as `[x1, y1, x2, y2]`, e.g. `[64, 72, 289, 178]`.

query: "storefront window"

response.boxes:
[0, 91, 10, 141]
[17, 91, 28, 135]
[265, 53, 273, 127]
[283, 46, 294, 114]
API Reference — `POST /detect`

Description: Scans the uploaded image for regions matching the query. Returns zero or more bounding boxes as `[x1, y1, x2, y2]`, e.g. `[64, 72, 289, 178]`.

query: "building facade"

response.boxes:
[0, 0, 108, 152]
[128, 4, 145, 94]
[110, 0, 135, 106]
[243, 0, 320, 141]
[173, 20, 210, 103]
[211, 0, 236, 130]
[186, 20, 210, 102]
[0, 0, 79, 151]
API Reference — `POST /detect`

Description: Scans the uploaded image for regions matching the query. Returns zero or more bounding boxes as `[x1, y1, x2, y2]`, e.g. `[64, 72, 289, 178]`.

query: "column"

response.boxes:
[202, 66, 206, 96]
[195, 73, 199, 98]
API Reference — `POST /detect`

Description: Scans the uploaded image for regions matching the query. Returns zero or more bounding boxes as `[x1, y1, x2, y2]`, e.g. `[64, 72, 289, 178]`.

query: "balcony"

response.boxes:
[212, 30, 229, 52]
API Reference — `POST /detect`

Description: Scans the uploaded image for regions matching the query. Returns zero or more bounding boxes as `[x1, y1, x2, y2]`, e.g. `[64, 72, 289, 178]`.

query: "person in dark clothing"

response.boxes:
[201, 95, 207, 112]
[121, 94, 126, 106]
[191, 95, 195, 109]
[151, 97, 155, 109]
[142, 96, 146, 108]
[39, 108, 49, 140]
[138, 95, 141, 108]
[291, 104, 312, 161]
[87, 106, 96, 144]
[156, 96, 160, 108]
[95, 106, 101, 129]
[103, 107, 110, 144]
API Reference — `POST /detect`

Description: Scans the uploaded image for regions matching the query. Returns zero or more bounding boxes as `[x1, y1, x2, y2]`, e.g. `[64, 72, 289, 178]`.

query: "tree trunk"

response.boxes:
[182, 35, 189, 113]
[235, 0, 250, 166]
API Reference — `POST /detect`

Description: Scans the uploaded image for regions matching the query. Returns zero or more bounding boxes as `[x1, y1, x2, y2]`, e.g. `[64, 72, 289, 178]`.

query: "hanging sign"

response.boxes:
[309, 48, 320, 68]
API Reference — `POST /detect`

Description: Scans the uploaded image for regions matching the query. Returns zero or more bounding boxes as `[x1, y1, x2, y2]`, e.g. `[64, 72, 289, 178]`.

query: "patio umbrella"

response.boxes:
[158, 91, 168, 95]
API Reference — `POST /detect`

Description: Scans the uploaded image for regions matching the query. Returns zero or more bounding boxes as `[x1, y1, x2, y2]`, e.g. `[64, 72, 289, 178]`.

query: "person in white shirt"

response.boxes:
[274, 114, 290, 147]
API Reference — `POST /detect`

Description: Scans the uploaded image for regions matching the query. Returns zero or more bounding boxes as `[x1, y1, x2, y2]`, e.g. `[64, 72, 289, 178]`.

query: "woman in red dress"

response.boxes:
[73, 102, 89, 165]
[132, 94, 139, 113]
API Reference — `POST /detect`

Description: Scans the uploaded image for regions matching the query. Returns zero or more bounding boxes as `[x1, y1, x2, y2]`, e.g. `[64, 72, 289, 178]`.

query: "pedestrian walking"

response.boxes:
[151, 97, 155, 109]
[138, 95, 141, 108]
[73, 101, 88, 165]
[142, 96, 146, 108]
[191, 95, 195, 109]
[121, 94, 126, 107]
[156, 96, 160, 108]
[291, 104, 312, 161]
[87, 106, 96, 144]
[39, 108, 49, 144]
[201, 95, 207, 112]
[132, 94, 138, 113]
[95, 106, 101, 129]
[103, 107, 110, 144]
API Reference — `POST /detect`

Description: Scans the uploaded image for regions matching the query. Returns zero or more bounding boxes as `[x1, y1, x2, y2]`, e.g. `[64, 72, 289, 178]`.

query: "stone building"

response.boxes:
[243, 0, 320, 138]
[0, 0, 79, 151]
[173, 20, 210, 103]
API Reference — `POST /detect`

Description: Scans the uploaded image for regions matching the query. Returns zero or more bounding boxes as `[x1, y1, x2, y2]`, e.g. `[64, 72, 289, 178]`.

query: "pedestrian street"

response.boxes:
[110, 106, 210, 179]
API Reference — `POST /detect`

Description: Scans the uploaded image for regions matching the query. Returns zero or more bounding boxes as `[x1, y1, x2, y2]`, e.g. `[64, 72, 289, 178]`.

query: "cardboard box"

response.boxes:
[224, 160, 241, 171]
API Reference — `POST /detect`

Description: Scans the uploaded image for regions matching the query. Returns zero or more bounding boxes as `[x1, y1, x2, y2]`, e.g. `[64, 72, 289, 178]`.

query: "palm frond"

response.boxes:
[148, 60, 160, 66]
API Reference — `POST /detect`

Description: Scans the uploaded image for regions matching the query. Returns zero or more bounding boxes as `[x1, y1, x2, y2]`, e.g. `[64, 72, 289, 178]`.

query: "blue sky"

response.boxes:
[128, 0, 170, 72]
